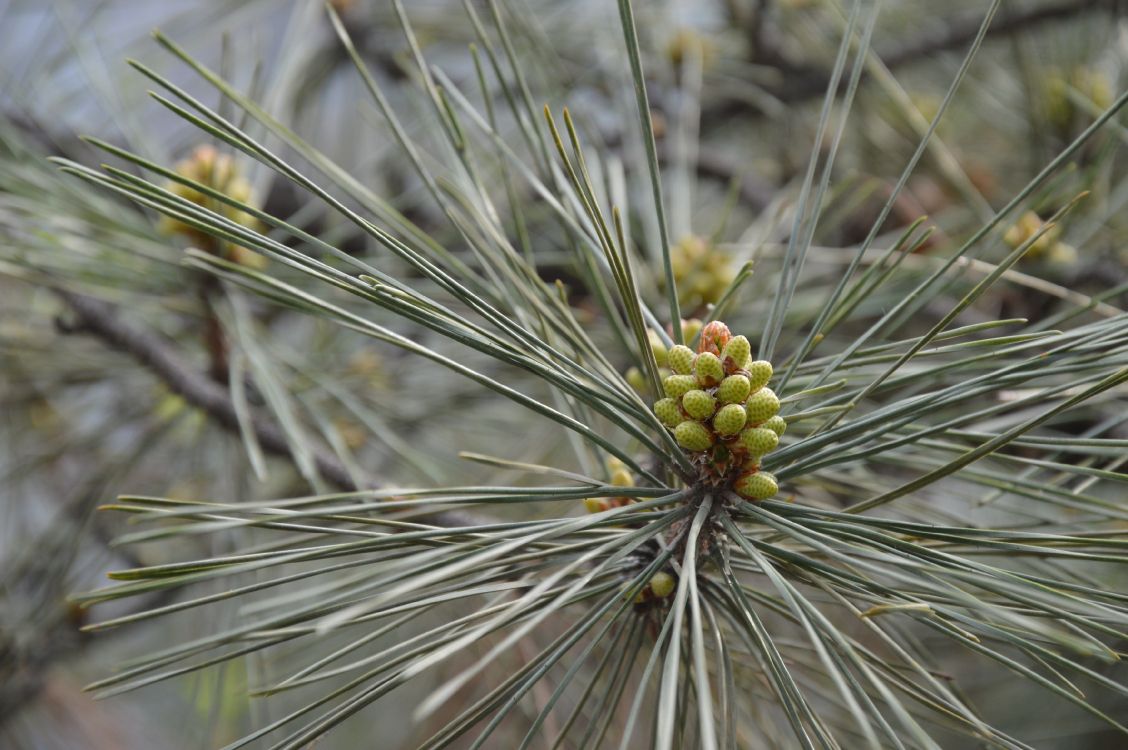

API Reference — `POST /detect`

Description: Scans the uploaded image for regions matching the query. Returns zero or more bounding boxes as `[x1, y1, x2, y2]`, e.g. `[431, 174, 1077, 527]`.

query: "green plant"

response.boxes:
[6, 1, 1128, 748]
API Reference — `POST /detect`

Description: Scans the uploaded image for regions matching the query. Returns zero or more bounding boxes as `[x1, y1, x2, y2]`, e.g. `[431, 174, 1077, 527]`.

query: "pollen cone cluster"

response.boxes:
[158, 144, 267, 269]
[653, 321, 783, 501]
[1004, 211, 1076, 265]
[666, 235, 735, 312]
[625, 322, 703, 393]
[1045, 65, 1113, 137]
[583, 457, 637, 514]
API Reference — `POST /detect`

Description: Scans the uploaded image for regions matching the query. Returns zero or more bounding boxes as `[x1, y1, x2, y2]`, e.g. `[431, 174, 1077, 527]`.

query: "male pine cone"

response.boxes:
[651, 321, 783, 502]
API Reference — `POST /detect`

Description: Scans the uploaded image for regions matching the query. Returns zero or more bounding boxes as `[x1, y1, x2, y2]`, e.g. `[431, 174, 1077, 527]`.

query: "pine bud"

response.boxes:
[674, 420, 714, 451]
[667, 344, 696, 375]
[698, 320, 732, 355]
[650, 571, 676, 599]
[746, 360, 773, 391]
[663, 374, 697, 400]
[653, 398, 682, 428]
[735, 470, 778, 501]
[739, 427, 779, 456]
[713, 403, 748, 436]
[682, 389, 717, 420]
[762, 415, 787, 436]
[721, 335, 751, 374]
[694, 352, 725, 387]
[745, 387, 780, 424]
[716, 374, 751, 405]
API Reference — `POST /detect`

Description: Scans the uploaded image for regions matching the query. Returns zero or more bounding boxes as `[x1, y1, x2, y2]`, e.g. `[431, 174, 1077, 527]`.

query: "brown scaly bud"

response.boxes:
[697, 321, 732, 356]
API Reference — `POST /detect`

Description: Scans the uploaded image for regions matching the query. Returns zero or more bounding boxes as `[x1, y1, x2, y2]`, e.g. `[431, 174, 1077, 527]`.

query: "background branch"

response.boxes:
[55, 289, 361, 491]
[53, 288, 484, 532]
[707, 0, 1116, 123]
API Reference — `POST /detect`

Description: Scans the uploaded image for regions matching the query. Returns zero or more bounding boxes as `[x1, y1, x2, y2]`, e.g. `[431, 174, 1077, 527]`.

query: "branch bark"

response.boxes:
[56, 289, 361, 491]
[53, 288, 483, 529]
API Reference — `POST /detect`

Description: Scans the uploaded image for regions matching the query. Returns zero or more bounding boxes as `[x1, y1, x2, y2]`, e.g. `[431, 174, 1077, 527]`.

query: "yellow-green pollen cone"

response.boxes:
[649, 571, 676, 599]
[667, 344, 696, 375]
[682, 389, 717, 420]
[610, 465, 633, 487]
[159, 144, 266, 268]
[583, 497, 606, 514]
[663, 374, 697, 400]
[744, 387, 780, 424]
[625, 367, 646, 392]
[650, 321, 783, 502]
[674, 420, 714, 451]
[681, 318, 704, 345]
[713, 403, 748, 436]
[736, 471, 778, 501]
[762, 415, 787, 436]
[720, 335, 751, 371]
[746, 360, 773, 391]
[739, 427, 779, 456]
[716, 374, 751, 405]
[582, 458, 640, 514]
[694, 352, 725, 387]
[634, 569, 678, 603]
[653, 398, 682, 428]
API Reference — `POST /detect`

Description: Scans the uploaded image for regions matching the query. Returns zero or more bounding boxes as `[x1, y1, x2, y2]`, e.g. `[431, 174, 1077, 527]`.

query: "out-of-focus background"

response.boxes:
[2, 1, 1126, 747]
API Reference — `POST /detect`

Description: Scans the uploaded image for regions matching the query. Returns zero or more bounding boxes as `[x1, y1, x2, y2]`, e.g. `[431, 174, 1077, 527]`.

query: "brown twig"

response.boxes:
[877, 0, 1117, 73]
[55, 289, 361, 491]
[52, 289, 482, 527]
[706, 0, 1117, 121]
